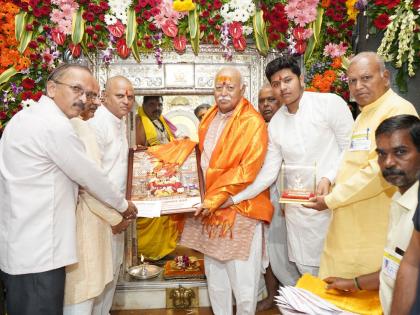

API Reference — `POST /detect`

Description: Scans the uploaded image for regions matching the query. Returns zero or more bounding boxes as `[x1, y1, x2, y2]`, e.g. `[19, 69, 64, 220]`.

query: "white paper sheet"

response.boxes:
[134, 201, 162, 218]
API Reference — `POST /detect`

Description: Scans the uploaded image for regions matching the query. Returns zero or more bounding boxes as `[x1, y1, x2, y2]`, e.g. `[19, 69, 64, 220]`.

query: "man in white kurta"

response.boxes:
[229, 56, 354, 275]
[0, 65, 136, 315]
[64, 81, 132, 315]
[89, 76, 135, 315]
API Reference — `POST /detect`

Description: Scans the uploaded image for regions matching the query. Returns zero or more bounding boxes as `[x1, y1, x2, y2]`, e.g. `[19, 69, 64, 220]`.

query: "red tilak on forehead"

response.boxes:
[216, 75, 233, 85]
[272, 74, 283, 81]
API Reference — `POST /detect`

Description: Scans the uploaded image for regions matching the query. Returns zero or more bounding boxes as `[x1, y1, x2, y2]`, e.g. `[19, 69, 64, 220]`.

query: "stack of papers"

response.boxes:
[275, 286, 358, 315]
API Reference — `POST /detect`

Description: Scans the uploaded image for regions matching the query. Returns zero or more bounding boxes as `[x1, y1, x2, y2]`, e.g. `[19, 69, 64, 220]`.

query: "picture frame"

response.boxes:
[126, 146, 205, 215]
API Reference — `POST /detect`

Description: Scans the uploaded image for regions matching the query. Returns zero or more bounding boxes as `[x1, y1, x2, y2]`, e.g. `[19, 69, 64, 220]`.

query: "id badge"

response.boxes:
[349, 128, 371, 151]
[382, 248, 402, 280]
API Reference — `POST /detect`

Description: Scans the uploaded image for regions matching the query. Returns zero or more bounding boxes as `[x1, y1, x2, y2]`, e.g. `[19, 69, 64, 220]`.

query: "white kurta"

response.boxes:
[88, 105, 129, 315]
[0, 96, 128, 275]
[232, 91, 354, 267]
[89, 106, 128, 272]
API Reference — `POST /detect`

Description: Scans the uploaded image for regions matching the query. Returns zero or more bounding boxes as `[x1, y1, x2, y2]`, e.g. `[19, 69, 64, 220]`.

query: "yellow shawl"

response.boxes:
[199, 98, 273, 237]
[138, 106, 174, 146]
[296, 274, 383, 315]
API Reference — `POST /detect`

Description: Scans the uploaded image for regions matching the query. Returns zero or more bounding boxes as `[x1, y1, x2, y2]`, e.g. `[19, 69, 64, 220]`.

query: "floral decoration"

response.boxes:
[367, 0, 420, 91]
[0, 0, 362, 132]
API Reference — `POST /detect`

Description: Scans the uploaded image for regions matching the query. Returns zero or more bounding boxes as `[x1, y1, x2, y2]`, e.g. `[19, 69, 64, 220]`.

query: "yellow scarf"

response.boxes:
[296, 274, 383, 315]
[138, 106, 174, 146]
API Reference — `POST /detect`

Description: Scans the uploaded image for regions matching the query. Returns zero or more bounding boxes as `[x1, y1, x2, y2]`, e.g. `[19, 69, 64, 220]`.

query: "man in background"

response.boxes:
[194, 103, 211, 121]
[89, 75, 135, 315]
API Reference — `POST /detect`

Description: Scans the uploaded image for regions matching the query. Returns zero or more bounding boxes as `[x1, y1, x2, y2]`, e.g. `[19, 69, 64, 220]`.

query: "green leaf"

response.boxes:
[131, 34, 141, 63]
[0, 67, 18, 87]
[126, 7, 138, 48]
[188, 8, 200, 55]
[17, 25, 33, 53]
[72, 8, 85, 44]
[304, 36, 316, 63]
[253, 10, 269, 56]
[188, 8, 198, 39]
[15, 11, 27, 42]
[313, 7, 324, 44]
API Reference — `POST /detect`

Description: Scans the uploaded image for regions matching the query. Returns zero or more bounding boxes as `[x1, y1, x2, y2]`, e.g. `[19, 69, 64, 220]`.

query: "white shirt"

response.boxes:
[89, 105, 129, 270]
[232, 91, 354, 266]
[379, 181, 418, 315]
[0, 96, 128, 275]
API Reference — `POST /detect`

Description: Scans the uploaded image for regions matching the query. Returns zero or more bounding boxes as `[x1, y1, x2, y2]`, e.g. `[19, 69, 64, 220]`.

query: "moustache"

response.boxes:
[217, 96, 231, 102]
[74, 101, 85, 110]
[382, 168, 405, 177]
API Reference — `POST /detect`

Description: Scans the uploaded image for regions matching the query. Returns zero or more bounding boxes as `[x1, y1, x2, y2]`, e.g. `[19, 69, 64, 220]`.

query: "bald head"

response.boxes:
[258, 83, 280, 122]
[214, 66, 245, 113]
[103, 76, 134, 119]
[347, 52, 390, 107]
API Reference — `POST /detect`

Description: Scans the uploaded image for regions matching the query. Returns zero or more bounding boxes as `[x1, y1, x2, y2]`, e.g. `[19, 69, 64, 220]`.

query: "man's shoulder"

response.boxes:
[382, 90, 417, 115]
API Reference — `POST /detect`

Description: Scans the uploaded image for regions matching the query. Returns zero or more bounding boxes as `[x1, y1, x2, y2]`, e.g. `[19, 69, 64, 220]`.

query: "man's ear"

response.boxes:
[46, 80, 56, 98]
[241, 84, 246, 96]
[299, 74, 305, 88]
[383, 69, 391, 88]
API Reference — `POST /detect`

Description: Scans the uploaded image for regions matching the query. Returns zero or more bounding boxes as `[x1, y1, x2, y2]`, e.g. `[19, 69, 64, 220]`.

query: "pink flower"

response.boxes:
[50, 9, 64, 23]
[323, 42, 347, 58]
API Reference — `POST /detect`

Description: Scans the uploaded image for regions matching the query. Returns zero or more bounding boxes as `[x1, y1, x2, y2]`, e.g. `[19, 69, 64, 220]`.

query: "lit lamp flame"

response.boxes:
[140, 254, 144, 264]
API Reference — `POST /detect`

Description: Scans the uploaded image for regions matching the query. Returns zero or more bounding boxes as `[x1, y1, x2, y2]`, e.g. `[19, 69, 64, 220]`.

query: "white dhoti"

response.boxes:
[204, 223, 262, 315]
[92, 233, 124, 315]
[267, 186, 300, 285]
[63, 299, 94, 315]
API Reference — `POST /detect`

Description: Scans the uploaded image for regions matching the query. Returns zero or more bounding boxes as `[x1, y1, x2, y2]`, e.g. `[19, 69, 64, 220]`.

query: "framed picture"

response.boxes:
[126, 146, 204, 215]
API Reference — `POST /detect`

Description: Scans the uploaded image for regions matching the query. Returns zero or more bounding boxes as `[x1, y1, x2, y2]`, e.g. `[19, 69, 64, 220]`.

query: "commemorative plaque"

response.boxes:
[126, 146, 204, 216]
[278, 161, 317, 204]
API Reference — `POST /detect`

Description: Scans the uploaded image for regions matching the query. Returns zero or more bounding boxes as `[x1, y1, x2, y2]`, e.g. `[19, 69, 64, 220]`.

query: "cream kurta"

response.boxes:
[320, 89, 418, 279]
[379, 181, 418, 315]
[64, 118, 123, 305]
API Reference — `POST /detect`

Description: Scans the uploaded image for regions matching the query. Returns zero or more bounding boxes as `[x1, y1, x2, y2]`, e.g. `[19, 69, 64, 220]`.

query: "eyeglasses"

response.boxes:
[53, 80, 99, 101]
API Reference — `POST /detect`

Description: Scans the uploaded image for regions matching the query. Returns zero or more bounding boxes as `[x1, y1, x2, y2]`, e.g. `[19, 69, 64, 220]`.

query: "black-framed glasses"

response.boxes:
[53, 80, 99, 100]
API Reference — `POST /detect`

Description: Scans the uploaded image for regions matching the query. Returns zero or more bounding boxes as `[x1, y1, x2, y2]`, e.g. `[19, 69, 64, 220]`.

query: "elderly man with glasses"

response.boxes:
[0, 64, 137, 315]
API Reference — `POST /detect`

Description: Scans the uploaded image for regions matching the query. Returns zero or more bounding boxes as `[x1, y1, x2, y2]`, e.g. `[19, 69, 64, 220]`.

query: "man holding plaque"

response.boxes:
[0, 65, 136, 315]
[223, 56, 354, 277]
[88, 75, 135, 314]
[256, 83, 301, 311]
[307, 52, 418, 280]
[180, 66, 273, 315]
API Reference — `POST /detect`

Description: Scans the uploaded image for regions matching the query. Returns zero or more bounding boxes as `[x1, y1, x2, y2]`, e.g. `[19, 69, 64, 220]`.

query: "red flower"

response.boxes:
[213, 0, 222, 9]
[232, 36, 246, 51]
[229, 22, 243, 39]
[148, 23, 157, 31]
[82, 11, 95, 22]
[294, 40, 307, 55]
[69, 43, 81, 58]
[276, 41, 287, 50]
[373, 13, 390, 30]
[32, 91, 43, 101]
[162, 20, 178, 38]
[22, 78, 35, 90]
[100, 1, 109, 10]
[0, 111, 7, 120]
[116, 38, 131, 58]
[145, 41, 153, 49]
[173, 35, 187, 53]
[51, 29, 66, 45]
[108, 20, 125, 38]
[414, 0, 420, 9]
[21, 91, 33, 100]
[292, 27, 306, 41]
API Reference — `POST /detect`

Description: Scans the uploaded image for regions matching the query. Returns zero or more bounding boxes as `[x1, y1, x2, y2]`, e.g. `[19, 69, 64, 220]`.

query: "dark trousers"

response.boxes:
[0, 276, 5, 315]
[0, 267, 65, 315]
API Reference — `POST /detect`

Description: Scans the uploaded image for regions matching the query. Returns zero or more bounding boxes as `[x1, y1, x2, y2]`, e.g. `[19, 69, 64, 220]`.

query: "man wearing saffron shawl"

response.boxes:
[180, 66, 273, 315]
[135, 95, 181, 261]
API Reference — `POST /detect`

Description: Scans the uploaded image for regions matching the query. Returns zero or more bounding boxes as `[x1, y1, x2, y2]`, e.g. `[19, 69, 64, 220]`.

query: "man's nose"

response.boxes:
[384, 155, 396, 168]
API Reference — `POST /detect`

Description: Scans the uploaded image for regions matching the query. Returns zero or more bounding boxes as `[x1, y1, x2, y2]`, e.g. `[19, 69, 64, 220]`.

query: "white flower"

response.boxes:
[21, 99, 37, 109]
[243, 25, 253, 36]
[105, 14, 117, 25]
